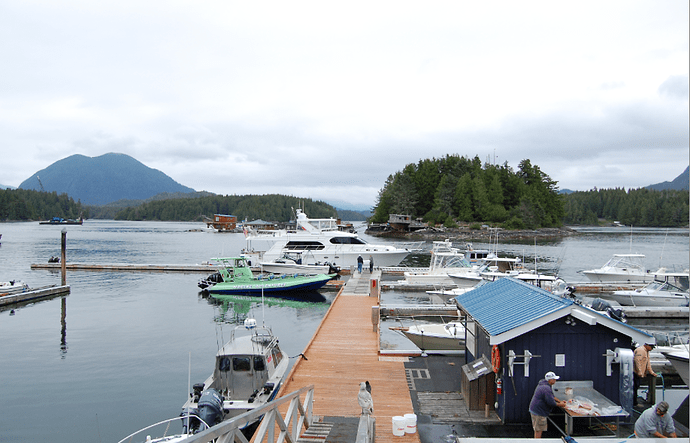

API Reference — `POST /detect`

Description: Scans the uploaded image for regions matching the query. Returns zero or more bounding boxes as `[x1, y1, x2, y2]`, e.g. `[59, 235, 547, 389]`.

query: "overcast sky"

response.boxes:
[1, 1, 688, 208]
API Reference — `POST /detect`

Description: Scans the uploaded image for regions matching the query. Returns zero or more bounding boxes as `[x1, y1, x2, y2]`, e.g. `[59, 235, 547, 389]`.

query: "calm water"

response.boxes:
[0, 221, 687, 442]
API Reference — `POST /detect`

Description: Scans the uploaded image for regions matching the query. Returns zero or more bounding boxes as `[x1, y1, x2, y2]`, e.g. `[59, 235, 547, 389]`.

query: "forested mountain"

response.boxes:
[562, 188, 689, 227]
[0, 189, 87, 221]
[371, 155, 564, 229]
[114, 194, 337, 222]
[19, 153, 195, 205]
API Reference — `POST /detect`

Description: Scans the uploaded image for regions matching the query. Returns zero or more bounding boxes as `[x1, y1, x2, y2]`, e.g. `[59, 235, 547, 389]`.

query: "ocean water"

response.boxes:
[0, 221, 687, 442]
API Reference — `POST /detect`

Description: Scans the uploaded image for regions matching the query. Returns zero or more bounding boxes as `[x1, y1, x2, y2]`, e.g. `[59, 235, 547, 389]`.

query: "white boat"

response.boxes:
[400, 240, 479, 286]
[243, 209, 410, 268]
[660, 347, 689, 385]
[258, 251, 339, 275]
[580, 254, 654, 283]
[604, 279, 689, 307]
[390, 320, 465, 351]
[180, 318, 289, 433]
[0, 280, 30, 296]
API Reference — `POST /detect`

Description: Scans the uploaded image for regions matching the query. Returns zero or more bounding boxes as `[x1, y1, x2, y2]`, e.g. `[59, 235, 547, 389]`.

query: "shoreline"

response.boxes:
[366, 225, 579, 242]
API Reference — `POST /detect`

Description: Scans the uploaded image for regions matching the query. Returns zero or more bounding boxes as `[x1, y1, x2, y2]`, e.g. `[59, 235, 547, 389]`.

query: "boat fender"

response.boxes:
[491, 345, 501, 373]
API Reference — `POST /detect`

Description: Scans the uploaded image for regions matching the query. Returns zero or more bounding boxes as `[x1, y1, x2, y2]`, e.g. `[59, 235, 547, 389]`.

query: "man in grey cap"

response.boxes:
[634, 401, 677, 438]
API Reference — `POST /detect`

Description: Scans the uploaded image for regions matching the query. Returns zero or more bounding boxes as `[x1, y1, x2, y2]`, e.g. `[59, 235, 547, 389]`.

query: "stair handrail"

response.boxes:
[182, 385, 315, 443]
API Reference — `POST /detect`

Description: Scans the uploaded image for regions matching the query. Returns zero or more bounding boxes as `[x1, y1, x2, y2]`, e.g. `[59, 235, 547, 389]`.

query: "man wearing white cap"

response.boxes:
[528, 371, 566, 438]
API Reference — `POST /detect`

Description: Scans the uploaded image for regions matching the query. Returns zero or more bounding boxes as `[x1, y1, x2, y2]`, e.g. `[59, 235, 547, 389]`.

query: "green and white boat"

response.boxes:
[198, 257, 334, 296]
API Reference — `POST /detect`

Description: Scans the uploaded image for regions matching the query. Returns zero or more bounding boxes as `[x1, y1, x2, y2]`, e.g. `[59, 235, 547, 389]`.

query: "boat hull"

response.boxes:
[259, 262, 332, 275]
[206, 274, 334, 295]
[602, 292, 689, 307]
[664, 352, 689, 385]
[581, 271, 654, 284]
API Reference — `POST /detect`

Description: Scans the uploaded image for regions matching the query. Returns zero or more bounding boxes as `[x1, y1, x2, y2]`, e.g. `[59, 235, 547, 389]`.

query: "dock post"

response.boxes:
[61, 229, 67, 285]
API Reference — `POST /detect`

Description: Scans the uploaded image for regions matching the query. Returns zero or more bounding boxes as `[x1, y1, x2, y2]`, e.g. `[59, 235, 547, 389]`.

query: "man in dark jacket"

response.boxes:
[529, 371, 566, 438]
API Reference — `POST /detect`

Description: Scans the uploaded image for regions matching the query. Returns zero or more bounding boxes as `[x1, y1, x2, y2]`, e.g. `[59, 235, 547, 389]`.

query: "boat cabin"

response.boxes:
[212, 326, 285, 400]
[207, 214, 237, 232]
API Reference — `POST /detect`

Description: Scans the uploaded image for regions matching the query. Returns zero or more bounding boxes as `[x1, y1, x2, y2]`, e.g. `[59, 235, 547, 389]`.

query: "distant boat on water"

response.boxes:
[39, 216, 83, 225]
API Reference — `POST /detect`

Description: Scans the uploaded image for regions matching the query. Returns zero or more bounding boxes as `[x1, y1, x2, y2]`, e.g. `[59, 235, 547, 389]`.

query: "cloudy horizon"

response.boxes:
[1, 1, 688, 208]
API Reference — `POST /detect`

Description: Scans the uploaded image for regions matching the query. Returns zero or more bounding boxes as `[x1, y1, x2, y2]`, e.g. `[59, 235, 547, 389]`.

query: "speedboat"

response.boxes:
[390, 319, 465, 351]
[181, 318, 289, 433]
[660, 346, 689, 385]
[400, 240, 479, 287]
[604, 279, 689, 307]
[198, 257, 335, 296]
[243, 209, 410, 268]
[258, 251, 339, 275]
[580, 254, 654, 283]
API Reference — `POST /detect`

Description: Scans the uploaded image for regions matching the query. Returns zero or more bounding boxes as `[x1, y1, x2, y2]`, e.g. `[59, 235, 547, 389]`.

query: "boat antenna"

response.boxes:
[629, 224, 633, 253]
[261, 262, 266, 328]
[187, 352, 191, 433]
[659, 228, 669, 268]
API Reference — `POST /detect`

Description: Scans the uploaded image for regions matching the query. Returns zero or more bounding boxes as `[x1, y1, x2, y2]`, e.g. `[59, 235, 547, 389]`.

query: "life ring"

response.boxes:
[491, 345, 500, 373]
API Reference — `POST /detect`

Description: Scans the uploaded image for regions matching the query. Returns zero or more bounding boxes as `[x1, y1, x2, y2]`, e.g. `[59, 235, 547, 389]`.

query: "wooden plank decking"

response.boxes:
[278, 271, 420, 443]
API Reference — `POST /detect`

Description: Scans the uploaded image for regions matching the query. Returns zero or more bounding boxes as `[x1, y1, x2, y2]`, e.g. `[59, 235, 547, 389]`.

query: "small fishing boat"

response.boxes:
[390, 320, 465, 351]
[181, 318, 289, 433]
[580, 254, 654, 283]
[198, 257, 334, 295]
[604, 279, 689, 307]
[0, 280, 30, 296]
[258, 251, 339, 275]
[39, 216, 83, 225]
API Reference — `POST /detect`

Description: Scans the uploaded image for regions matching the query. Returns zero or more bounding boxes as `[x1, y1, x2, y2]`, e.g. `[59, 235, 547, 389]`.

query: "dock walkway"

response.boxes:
[278, 269, 419, 443]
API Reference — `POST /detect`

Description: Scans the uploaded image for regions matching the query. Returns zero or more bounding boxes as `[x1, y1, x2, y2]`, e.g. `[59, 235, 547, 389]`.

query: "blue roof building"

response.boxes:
[453, 277, 652, 424]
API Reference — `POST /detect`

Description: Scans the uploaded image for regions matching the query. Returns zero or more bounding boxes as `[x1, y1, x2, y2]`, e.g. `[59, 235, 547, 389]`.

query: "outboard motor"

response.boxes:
[197, 389, 224, 428]
[590, 298, 626, 323]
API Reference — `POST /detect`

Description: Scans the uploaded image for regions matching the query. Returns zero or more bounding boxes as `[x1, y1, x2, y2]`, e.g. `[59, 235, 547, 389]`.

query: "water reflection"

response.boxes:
[204, 291, 328, 324]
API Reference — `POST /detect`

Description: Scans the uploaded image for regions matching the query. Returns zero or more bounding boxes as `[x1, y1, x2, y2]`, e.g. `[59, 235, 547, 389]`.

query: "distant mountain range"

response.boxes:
[646, 166, 689, 191]
[4, 154, 688, 206]
[18, 153, 195, 205]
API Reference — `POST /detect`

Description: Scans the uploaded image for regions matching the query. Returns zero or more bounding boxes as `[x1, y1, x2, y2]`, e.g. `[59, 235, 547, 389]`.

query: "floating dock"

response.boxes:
[0, 285, 70, 307]
[277, 270, 421, 443]
[31, 263, 217, 273]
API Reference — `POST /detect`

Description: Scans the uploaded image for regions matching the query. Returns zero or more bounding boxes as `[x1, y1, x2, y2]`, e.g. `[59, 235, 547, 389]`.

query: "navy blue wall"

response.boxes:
[491, 317, 635, 424]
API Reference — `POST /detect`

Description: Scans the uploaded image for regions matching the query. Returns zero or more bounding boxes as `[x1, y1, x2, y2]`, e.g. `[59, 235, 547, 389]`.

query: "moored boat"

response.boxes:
[244, 209, 410, 268]
[258, 251, 339, 275]
[603, 279, 689, 307]
[199, 257, 334, 296]
[391, 319, 465, 351]
[580, 254, 654, 283]
[0, 280, 30, 296]
[400, 240, 478, 287]
[39, 216, 83, 225]
[181, 318, 289, 433]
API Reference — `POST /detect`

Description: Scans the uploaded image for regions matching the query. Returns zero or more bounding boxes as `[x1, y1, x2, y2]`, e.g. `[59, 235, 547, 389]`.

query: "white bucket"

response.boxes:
[403, 413, 417, 434]
[392, 416, 406, 436]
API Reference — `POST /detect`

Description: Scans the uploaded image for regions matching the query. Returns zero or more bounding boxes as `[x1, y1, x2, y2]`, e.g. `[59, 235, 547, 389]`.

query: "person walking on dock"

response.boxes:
[357, 255, 363, 274]
[634, 343, 657, 406]
[528, 371, 566, 438]
[368, 255, 374, 273]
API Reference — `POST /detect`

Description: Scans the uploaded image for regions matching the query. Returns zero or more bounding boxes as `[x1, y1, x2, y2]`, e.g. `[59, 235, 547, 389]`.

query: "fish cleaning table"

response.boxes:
[549, 380, 629, 437]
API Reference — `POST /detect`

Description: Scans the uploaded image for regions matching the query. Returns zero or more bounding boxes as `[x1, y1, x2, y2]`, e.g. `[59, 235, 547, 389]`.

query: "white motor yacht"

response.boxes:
[244, 209, 410, 268]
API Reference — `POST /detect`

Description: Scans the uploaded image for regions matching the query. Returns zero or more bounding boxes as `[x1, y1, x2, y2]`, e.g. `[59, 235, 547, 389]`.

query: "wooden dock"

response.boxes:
[278, 270, 420, 443]
[31, 263, 218, 273]
[0, 285, 70, 307]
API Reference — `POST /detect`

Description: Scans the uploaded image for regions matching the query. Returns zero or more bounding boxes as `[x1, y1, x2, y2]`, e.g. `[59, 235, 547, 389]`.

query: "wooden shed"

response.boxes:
[453, 277, 653, 424]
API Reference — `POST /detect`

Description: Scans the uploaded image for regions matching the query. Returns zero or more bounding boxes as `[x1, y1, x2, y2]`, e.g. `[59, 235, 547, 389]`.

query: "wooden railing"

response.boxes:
[182, 385, 315, 443]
